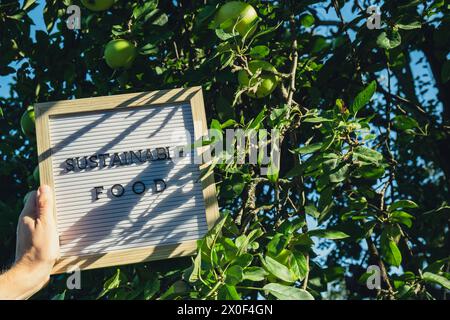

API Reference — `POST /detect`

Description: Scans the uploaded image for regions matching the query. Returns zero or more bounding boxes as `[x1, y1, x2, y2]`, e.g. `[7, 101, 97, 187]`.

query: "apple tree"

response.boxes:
[0, 0, 449, 300]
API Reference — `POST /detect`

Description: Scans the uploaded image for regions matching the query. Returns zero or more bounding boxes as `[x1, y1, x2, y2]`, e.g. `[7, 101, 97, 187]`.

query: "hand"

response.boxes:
[0, 185, 59, 300]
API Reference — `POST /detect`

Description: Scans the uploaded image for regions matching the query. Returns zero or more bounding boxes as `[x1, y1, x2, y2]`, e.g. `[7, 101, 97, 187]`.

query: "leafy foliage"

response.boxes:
[0, 0, 449, 300]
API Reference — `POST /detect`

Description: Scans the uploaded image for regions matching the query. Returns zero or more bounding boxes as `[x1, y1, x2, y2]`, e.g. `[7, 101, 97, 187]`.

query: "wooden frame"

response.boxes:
[35, 87, 219, 274]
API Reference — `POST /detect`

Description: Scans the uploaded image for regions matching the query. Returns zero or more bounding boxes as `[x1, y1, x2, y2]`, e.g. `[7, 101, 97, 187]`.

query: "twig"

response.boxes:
[173, 41, 180, 60]
[287, 13, 298, 107]
[377, 84, 427, 115]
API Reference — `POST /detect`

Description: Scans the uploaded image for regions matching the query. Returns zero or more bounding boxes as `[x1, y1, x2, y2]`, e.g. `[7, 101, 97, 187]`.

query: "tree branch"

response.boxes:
[287, 13, 298, 107]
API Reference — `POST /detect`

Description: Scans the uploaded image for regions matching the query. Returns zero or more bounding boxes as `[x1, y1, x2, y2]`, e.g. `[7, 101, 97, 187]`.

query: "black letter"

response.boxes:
[111, 184, 125, 197]
[76, 156, 88, 170]
[93, 186, 104, 200]
[89, 155, 99, 168]
[122, 151, 129, 165]
[132, 181, 146, 194]
[65, 158, 75, 172]
[154, 179, 166, 193]
[156, 147, 167, 160]
[98, 153, 110, 168]
[145, 149, 155, 161]
[130, 150, 144, 164]
[110, 153, 123, 167]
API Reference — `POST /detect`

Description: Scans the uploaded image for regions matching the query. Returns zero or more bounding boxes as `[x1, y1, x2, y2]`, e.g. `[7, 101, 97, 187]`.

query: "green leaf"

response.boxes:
[391, 211, 414, 228]
[293, 143, 323, 154]
[424, 257, 450, 273]
[329, 163, 350, 183]
[98, 269, 121, 298]
[143, 276, 160, 299]
[263, 283, 314, 300]
[395, 22, 421, 30]
[355, 164, 386, 179]
[305, 205, 321, 218]
[235, 228, 262, 256]
[204, 214, 228, 250]
[292, 252, 309, 281]
[189, 249, 202, 282]
[303, 116, 332, 123]
[249, 45, 270, 59]
[22, 0, 37, 11]
[322, 153, 339, 172]
[139, 43, 158, 55]
[387, 241, 402, 267]
[7, 11, 26, 21]
[323, 266, 345, 282]
[133, 1, 158, 20]
[152, 13, 168, 26]
[243, 267, 268, 281]
[222, 237, 238, 260]
[376, 30, 401, 49]
[267, 233, 286, 256]
[218, 284, 241, 300]
[233, 253, 253, 268]
[247, 108, 266, 130]
[393, 115, 419, 131]
[350, 81, 377, 114]
[225, 265, 244, 286]
[353, 146, 383, 165]
[308, 229, 349, 240]
[388, 200, 418, 211]
[268, 105, 289, 128]
[195, 5, 217, 26]
[266, 159, 280, 183]
[292, 233, 314, 248]
[51, 290, 66, 300]
[422, 272, 450, 289]
[261, 255, 297, 283]
[251, 22, 283, 40]
[215, 28, 235, 41]
[221, 119, 236, 129]
[159, 280, 188, 300]
[380, 230, 402, 267]
[311, 36, 329, 53]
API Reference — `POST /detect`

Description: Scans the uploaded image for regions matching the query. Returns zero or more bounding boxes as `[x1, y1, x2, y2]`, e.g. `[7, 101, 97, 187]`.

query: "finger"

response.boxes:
[19, 190, 37, 220]
[36, 185, 54, 222]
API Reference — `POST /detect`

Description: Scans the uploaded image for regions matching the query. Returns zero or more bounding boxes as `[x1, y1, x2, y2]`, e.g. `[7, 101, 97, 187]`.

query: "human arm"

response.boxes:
[0, 185, 59, 299]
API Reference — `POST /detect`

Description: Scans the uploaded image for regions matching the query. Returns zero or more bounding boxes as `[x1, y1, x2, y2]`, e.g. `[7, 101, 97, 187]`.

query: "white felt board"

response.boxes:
[47, 103, 208, 257]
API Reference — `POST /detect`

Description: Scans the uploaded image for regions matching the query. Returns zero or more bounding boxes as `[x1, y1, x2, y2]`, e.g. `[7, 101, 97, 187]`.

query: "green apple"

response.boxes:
[238, 60, 278, 98]
[104, 39, 137, 69]
[33, 165, 40, 183]
[20, 106, 35, 138]
[215, 1, 258, 36]
[81, 0, 115, 11]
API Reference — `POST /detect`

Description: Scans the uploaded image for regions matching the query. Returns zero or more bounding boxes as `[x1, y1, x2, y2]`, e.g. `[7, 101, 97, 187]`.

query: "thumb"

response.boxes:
[36, 185, 54, 222]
